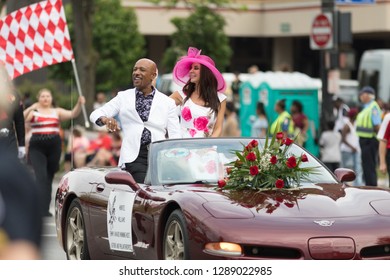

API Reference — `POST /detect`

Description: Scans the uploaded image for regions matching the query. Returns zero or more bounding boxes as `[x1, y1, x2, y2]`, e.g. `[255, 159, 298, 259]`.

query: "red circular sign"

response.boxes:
[311, 14, 332, 48]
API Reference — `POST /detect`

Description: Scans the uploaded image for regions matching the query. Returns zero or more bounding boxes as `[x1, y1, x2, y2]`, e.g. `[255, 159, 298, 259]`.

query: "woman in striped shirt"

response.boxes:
[24, 88, 85, 217]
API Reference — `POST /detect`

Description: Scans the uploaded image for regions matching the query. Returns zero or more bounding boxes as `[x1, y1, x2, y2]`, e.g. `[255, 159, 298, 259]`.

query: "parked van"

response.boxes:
[332, 79, 359, 107]
[358, 49, 390, 102]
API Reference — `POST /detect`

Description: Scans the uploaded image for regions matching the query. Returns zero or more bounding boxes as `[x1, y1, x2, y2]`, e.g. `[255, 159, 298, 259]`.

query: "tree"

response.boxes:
[92, 0, 145, 92]
[0, 0, 6, 11]
[69, 0, 96, 122]
[51, 0, 145, 116]
[162, 5, 232, 72]
[5, 0, 145, 122]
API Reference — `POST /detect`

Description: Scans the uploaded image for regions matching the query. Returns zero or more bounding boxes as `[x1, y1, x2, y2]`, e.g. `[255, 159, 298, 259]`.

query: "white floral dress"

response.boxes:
[179, 91, 227, 138]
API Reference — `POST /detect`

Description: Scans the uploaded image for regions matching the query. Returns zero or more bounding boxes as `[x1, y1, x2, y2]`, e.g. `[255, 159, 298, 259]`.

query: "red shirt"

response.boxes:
[377, 113, 390, 149]
[88, 134, 112, 151]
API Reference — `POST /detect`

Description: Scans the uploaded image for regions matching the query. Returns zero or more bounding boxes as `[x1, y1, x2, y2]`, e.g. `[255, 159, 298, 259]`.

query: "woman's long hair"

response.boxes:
[182, 65, 220, 113]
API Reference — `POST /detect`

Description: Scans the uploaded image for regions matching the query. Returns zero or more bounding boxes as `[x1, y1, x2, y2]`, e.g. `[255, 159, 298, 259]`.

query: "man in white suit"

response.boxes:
[90, 58, 181, 182]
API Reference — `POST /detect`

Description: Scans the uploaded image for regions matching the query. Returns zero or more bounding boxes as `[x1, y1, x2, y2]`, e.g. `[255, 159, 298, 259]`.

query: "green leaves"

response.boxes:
[161, 6, 232, 72]
[49, 0, 145, 93]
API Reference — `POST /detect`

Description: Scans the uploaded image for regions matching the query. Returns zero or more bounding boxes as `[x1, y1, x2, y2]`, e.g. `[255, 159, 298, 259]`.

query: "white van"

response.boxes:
[358, 49, 390, 102]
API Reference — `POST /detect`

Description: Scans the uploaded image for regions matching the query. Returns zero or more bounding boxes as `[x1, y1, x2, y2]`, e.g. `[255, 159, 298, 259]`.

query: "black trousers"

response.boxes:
[0, 129, 18, 157]
[28, 134, 62, 216]
[124, 145, 149, 183]
[359, 137, 378, 186]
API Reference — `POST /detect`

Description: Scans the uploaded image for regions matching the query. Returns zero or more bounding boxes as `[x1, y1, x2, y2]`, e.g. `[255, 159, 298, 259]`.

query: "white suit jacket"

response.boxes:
[90, 88, 181, 167]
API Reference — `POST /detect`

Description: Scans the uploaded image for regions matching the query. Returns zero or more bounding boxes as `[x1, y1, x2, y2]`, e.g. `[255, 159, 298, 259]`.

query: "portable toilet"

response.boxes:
[239, 72, 266, 136]
[239, 71, 321, 156]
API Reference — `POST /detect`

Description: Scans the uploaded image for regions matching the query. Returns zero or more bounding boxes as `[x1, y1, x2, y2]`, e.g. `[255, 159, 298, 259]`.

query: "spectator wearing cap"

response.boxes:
[340, 108, 363, 186]
[377, 108, 390, 187]
[356, 86, 382, 186]
[169, 47, 227, 137]
[270, 99, 295, 138]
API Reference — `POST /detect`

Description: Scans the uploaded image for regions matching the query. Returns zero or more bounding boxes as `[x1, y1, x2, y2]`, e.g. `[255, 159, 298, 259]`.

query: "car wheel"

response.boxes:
[163, 209, 189, 260]
[65, 199, 90, 260]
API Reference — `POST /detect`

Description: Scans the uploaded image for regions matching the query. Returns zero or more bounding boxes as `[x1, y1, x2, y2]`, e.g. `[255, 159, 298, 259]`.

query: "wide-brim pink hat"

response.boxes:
[173, 47, 226, 92]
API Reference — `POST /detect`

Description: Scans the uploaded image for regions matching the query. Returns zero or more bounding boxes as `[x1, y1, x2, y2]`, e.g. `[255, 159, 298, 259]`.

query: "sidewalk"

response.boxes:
[378, 177, 389, 188]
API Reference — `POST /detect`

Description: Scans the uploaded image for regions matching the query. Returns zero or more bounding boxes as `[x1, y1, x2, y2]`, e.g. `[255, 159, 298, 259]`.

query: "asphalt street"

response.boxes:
[40, 172, 66, 260]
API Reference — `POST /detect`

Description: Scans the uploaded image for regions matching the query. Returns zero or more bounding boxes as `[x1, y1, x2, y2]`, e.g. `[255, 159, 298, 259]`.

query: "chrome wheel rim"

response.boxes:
[66, 206, 85, 260]
[164, 220, 185, 260]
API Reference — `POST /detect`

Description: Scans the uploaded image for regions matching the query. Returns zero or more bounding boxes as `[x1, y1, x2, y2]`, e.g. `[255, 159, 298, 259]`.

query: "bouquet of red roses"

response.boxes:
[219, 132, 317, 190]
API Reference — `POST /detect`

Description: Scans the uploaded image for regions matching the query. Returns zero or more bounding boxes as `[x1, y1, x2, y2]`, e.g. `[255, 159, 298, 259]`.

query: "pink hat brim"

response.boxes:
[173, 57, 226, 92]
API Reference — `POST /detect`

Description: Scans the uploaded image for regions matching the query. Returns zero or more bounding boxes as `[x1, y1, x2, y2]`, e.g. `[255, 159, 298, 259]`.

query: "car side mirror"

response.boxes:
[334, 168, 356, 183]
[105, 170, 165, 201]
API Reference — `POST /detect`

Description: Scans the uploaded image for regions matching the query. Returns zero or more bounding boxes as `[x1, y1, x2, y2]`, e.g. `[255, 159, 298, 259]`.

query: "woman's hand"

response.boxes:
[78, 96, 86, 105]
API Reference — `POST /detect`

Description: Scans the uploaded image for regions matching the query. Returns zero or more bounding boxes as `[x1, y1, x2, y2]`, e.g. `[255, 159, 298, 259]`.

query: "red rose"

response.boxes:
[250, 139, 258, 147]
[246, 152, 257, 161]
[286, 156, 297, 168]
[284, 202, 294, 208]
[245, 143, 253, 151]
[249, 165, 259, 176]
[226, 167, 233, 174]
[301, 154, 308, 162]
[284, 138, 293, 146]
[275, 196, 284, 203]
[276, 132, 284, 140]
[275, 179, 284, 189]
[218, 180, 226, 189]
[270, 155, 278, 165]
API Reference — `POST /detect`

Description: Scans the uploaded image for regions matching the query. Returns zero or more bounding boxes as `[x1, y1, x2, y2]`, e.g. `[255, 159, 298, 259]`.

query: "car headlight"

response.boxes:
[204, 242, 242, 257]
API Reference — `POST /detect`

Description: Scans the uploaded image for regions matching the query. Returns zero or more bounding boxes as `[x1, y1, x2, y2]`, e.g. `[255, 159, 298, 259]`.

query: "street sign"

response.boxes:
[310, 13, 333, 50]
[336, 0, 375, 4]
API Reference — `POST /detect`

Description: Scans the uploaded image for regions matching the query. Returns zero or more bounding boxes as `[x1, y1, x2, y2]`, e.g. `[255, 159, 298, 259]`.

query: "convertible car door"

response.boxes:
[88, 179, 137, 259]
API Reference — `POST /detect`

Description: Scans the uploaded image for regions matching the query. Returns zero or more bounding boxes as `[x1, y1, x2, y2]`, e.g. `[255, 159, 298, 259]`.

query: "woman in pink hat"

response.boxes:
[170, 47, 227, 138]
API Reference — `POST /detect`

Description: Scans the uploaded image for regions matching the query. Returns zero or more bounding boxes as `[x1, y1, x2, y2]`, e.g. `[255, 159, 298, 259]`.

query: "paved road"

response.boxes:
[40, 173, 66, 260]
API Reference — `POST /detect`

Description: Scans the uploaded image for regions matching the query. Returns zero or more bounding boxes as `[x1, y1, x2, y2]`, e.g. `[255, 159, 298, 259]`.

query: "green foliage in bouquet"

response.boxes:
[218, 132, 318, 190]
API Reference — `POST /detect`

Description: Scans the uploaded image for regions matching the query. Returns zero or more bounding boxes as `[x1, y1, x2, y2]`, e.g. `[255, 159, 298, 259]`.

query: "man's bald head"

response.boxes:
[132, 58, 158, 94]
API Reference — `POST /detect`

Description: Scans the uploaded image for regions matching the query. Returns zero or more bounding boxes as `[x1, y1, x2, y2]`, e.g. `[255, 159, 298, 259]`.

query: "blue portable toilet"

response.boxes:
[239, 71, 321, 156]
[239, 72, 267, 136]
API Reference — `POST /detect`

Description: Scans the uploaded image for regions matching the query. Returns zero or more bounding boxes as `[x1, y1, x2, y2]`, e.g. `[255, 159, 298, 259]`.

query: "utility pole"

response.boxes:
[320, 0, 336, 130]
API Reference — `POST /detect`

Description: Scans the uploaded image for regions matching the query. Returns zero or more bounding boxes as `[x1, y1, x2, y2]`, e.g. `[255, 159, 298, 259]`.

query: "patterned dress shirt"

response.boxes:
[135, 88, 155, 145]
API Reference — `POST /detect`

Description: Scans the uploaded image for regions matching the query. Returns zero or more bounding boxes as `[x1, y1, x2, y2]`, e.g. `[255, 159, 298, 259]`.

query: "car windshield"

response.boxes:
[147, 138, 337, 186]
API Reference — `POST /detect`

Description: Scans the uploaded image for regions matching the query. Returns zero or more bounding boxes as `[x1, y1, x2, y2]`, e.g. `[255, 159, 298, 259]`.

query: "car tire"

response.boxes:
[163, 209, 189, 260]
[65, 199, 90, 260]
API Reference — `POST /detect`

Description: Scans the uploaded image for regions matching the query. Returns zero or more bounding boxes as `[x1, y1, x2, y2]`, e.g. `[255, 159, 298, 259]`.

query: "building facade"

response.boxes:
[123, 0, 390, 79]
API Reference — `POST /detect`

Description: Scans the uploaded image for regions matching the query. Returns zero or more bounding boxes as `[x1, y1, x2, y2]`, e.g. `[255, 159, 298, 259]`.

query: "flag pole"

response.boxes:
[71, 58, 90, 128]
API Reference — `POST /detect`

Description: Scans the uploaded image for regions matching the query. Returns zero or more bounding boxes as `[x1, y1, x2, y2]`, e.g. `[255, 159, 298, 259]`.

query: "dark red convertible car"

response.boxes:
[55, 138, 390, 260]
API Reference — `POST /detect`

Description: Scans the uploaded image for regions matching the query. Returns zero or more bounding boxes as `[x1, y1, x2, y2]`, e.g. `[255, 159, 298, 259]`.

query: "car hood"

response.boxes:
[196, 183, 390, 219]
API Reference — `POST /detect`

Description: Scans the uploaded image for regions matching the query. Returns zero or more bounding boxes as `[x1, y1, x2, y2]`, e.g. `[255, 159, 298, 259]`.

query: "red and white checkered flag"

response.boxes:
[0, 0, 73, 79]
